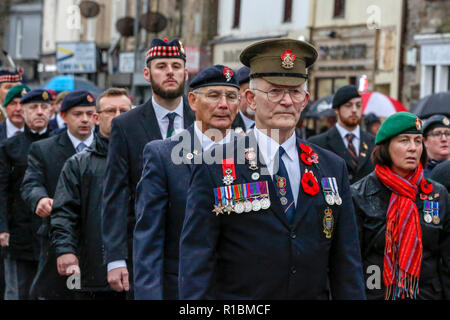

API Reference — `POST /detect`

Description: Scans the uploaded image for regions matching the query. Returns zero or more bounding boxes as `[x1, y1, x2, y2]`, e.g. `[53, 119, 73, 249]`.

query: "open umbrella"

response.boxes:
[43, 75, 104, 98]
[361, 91, 407, 118]
[411, 91, 450, 119]
[305, 95, 334, 119]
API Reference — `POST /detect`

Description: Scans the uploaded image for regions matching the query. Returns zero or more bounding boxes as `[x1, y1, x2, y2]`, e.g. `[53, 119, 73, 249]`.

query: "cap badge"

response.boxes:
[223, 67, 234, 82]
[415, 118, 422, 131]
[179, 41, 185, 55]
[281, 49, 296, 70]
[443, 117, 450, 126]
[87, 94, 94, 103]
[21, 89, 27, 97]
[42, 91, 49, 101]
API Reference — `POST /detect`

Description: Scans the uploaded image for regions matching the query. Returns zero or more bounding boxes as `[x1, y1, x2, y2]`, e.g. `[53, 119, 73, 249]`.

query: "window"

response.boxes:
[15, 18, 23, 58]
[232, 0, 241, 29]
[283, 0, 293, 23]
[333, 0, 345, 18]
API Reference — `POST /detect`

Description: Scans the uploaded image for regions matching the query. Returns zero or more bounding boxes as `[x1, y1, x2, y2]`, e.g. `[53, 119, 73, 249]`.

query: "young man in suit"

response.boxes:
[102, 38, 195, 298]
[21, 91, 96, 300]
[308, 85, 375, 184]
[178, 39, 365, 300]
[134, 65, 240, 300]
[0, 89, 52, 300]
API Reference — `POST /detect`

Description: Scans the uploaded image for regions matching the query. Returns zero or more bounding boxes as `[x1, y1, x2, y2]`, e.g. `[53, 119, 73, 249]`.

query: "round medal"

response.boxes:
[335, 196, 343, 206]
[252, 172, 260, 181]
[234, 203, 245, 214]
[432, 215, 440, 225]
[244, 201, 253, 213]
[261, 198, 271, 210]
[424, 213, 433, 224]
[277, 177, 287, 189]
[186, 153, 194, 160]
[252, 200, 261, 212]
[325, 194, 335, 206]
[246, 152, 257, 161]
[280, 197, 288, 206]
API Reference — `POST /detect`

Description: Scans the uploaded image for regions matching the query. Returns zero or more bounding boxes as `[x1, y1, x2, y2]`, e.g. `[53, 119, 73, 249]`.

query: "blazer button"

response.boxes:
[290, 233, 297, 239]
[291, 267, 297, 275]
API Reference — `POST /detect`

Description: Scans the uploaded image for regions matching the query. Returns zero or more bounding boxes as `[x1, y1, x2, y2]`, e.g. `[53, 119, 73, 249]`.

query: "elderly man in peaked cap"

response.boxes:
[179, 39, 366, 300]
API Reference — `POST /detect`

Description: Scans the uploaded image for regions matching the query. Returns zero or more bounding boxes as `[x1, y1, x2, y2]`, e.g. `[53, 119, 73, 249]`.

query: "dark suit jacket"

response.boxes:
[179, 132, 366, 300]
[0, 121, 6, 142]
[134, 125, 201, 300]
[231, 113, 246, 131]
[21, 131, 76, 299]
[102, 98, 195, 266]
[308, 126, 375, 184]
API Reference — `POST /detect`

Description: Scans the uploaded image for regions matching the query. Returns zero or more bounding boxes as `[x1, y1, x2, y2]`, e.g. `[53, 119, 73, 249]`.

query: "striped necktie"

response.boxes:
[272, 147, 296, 223]
[346, 133, 358, 169]
[166, 113, 177, 138]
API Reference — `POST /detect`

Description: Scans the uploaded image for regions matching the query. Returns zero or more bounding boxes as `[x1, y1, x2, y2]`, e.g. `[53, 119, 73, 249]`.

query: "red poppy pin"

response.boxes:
[420, 179, 433, 195]
[223, 67, 233, 82]
[302, 170, 320, 196]
[299, 143, 319, 166]
[281, 49, 296, 69]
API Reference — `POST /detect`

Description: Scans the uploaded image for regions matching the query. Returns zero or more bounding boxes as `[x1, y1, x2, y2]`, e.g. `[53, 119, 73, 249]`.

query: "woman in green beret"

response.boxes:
[351, 112, 450, 300]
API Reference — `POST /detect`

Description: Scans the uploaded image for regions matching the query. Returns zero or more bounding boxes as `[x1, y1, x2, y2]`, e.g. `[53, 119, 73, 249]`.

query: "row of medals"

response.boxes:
[423, 192, 440, 225]
[220, 149, 271, 214]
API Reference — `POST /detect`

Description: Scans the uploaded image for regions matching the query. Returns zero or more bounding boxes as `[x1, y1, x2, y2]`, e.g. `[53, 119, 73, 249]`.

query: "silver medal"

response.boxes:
[424, 213, 433, 224]
[335, 195, 342, 206]
[325, 194, 335, 206]
[252, 200, 261, 212]
[251, 172, 260, 181]
[244, 201, 253, 213]
[223, 175, 234, 186]
[234, 202, 245, 214]
[280, 197, 288, 206]
[261, 198, 271, 210]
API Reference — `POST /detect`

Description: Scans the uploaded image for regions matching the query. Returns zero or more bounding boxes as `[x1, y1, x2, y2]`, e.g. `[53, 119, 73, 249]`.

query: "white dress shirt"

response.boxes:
[67, 130, 94, 152]
[335, 123, 360, 155]
[6, 118, 24, 138]
[152, 97, 184, 139]
[194, 121, 233, 151]
[239, 111, 255, 133]
[254, 128, 301, 206]
[56, 113, 66, 129]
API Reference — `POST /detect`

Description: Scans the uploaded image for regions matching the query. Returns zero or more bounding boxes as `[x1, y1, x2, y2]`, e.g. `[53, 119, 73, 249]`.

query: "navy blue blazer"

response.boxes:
[133, 125, 202, 300]
[179, 131, 366, 300]
[102, 98, 195, 266]
[0, 121, 7, 142]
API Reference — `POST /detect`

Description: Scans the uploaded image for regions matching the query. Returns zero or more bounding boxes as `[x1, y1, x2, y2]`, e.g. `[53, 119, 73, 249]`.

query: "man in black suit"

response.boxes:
[232, 66, 255, 135]
[134, 65, 240, 299]
[308, 85, 375, 184]
[102, 38, 195, 297]
[21, 91, 97, 300]
[0, 89, 52, 300]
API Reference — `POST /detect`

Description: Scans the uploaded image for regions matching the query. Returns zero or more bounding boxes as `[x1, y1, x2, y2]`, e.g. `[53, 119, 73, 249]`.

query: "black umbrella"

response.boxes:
[305, 95, 335, 119]
[412, 91, 450, 119]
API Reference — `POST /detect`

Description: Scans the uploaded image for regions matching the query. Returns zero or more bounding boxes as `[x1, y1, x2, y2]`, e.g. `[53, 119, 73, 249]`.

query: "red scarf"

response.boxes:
[375, 164, 424, 300]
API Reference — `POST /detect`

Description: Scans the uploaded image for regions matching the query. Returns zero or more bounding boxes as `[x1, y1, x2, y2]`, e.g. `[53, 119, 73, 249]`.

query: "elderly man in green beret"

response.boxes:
[179, 38, 366, 300]
[0, 84, 30, 142]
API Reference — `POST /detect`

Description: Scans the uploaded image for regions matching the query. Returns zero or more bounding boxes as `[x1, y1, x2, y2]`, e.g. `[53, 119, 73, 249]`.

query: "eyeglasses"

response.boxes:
[428, 131, 450, 139]
[98, 108, 129, 116]
[253, 88, 307, 104]
[195, 90, 240, 105]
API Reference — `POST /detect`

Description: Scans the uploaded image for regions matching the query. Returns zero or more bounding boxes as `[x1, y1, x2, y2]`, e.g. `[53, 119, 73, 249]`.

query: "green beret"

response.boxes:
[3, 84, 30, 107]
[376, 112, 423, 145]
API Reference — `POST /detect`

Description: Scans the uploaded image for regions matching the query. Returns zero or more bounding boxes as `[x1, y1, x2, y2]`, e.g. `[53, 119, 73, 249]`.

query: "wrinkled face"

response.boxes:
[424, 127, 450, 161]
[144, 58, 188, 100]
[94, 95, 132, 137]
[61, 106, 96, 140]
[23, 102, 51, 132]
[389, 134, 423, 176]
[336, 97, 363, 128]
[5, 97, 24, 127]
[188, 85, 240, 133]
[0, 82, 21, 104]
[246, 78, 309, 132]
[239, 82, 254, 118]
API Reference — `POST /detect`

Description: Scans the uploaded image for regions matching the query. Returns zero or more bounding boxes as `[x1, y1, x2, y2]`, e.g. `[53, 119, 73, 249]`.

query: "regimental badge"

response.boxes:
[281, 49, 296, 70]
[223, 66, 234, 82]
[363, 142, 369, 151]
[42, 91, 49, 101]
[443, 117, 450, 126]
[323, 208, 334, 239]
[179, 41, 185, 55]
[21, 89, 27, 97]
[87, 94, 95, 103]
[415, 118, 423, 131]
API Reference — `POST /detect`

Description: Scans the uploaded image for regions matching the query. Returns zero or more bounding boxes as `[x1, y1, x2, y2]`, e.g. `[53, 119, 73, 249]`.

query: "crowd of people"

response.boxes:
[0, 37, 448, 301]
